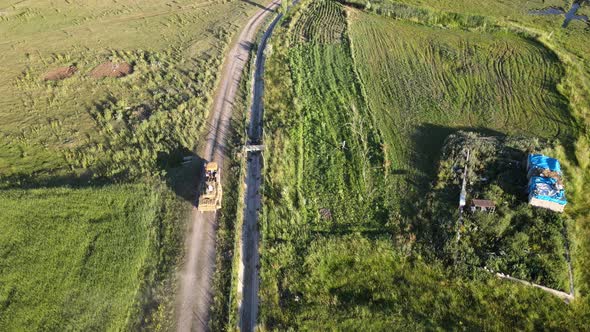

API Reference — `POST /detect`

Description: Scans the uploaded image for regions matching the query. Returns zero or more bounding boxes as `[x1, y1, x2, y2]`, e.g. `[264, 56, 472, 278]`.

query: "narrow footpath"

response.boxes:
[175, 1, 280, 331]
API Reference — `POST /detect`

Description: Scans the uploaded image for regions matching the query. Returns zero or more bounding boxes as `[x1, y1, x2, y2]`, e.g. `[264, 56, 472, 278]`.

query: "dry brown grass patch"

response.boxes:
[90, 62, 133, 78]
[42, 65, 77, 81]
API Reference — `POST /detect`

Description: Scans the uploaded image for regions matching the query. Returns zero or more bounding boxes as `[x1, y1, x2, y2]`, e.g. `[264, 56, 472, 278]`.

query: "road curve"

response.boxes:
[238, 9, 284, 332]
[175, 1, 281, 331]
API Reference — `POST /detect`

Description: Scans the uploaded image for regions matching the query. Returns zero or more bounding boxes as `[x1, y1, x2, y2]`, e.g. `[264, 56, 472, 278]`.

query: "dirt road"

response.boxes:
[175, 1, 280, 331]
[238, 9, 284, 332]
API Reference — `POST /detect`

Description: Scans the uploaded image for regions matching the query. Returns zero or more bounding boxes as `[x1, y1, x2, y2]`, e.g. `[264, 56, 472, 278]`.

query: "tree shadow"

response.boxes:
[240, 0, 272, 11]
[411, 124, 506, 187]
[394, 123, 506, 219]
[240, 41, 254, 53]
[393, 124, 508, 251]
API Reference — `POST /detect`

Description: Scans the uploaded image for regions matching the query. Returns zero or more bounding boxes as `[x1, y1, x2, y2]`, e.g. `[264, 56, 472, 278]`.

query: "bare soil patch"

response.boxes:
[90, 62, 133, 78]
[42, 66, 77, 81]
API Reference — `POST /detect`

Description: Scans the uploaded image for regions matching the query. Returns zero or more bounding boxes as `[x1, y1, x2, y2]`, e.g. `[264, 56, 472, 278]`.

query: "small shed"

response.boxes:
[470, 199, 496, 213]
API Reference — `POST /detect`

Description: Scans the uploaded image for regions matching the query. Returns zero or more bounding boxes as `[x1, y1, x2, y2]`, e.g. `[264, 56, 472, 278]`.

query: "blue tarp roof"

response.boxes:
[528, 176, 567, 205]
[529, 176, 557, 186]
[528, 154, 561, 173]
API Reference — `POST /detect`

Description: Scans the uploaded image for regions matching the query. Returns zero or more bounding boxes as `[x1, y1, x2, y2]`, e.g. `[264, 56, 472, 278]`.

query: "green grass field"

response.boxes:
[260, 0, 589, 329]
[347, 0, 587, 48]
[0, 184, 182, 330]
[294, 236, 576, 331]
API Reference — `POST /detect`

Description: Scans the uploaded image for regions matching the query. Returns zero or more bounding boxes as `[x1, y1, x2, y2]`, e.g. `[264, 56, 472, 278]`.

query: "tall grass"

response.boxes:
[0, 182, 187, 331]
[261, 0, 387, 325]
[295, 235, 576, 331]
[359, 0, 493, 30]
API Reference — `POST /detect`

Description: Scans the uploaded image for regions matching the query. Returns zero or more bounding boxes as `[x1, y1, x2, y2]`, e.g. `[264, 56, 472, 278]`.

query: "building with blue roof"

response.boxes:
[527, 154, 566, 212]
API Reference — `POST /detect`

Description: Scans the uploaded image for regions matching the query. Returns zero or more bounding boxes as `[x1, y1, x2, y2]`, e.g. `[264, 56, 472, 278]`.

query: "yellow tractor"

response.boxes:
[197, 162, 222, 212]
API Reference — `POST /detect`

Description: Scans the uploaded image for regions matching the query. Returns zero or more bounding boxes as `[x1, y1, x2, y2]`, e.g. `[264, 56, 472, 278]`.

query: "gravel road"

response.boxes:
[175, 1, 281, 331]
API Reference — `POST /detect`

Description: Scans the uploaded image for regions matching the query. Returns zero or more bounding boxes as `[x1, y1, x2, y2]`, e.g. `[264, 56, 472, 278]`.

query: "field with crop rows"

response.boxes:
[260, 0, 586, 329]
[291, 0, 346, 43]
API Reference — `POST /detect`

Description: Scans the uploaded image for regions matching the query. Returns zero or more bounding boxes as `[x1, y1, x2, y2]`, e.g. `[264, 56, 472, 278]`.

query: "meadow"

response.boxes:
[347, 0, 590, 313]
[260, 0, 589, 329]
[0, 0, 271, 329]
[348, 9, 576, 213]
[0, 0, 269, 181]
[0, 183, 185, 330]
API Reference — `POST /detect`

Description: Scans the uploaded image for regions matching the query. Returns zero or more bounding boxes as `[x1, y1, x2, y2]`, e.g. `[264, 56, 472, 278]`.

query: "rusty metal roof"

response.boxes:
[471, 199, 495, 208]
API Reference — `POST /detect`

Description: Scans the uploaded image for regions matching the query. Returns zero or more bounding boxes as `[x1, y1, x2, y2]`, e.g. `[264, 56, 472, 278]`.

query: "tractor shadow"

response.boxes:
[0, 145, 207, 208]
[161, 147, 205, 207]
